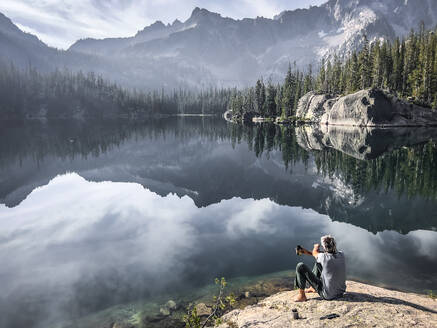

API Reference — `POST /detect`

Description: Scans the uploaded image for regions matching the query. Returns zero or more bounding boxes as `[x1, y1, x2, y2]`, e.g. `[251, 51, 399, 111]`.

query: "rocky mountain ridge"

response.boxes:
[1, 0, 437, 88]
[68, 0, 437, 87]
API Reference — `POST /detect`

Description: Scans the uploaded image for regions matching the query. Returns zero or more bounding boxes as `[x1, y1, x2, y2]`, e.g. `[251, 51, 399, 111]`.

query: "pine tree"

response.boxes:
[391, 38, 402, 92]
[371, 41, 383, 88]
[317, 59, 326, 93]
[266, 82, 277, 117]
[359, 35, 372, 89]
[255, 79, 266, 115]
[282, 64, 296, 117]
[348, 52, 360, 92]
[303, 66, 313, 95]
[329, 55, 341, 94]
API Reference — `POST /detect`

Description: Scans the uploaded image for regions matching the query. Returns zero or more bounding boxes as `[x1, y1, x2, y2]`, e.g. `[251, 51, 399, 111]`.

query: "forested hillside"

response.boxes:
[0, 61, 231, 119]
[2, 26, 437, 120]
[229, 25, 437, 120]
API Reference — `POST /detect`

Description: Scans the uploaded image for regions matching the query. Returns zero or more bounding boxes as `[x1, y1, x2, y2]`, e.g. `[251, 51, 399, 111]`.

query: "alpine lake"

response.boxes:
[1, 116, 437, 328]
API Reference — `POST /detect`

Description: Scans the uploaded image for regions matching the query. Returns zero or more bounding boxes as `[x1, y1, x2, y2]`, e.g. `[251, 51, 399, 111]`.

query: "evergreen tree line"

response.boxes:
[0, 60, 232, 119]
[229, 25, 437, 119]
[229, 63, 314, 120]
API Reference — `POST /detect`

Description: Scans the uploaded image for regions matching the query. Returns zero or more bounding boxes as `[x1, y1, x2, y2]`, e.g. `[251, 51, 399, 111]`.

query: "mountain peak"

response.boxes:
[135, 20, 167, 37]
[189, 7, 221, 20]
[172, 19, 182, 27]
[150, 20, 165, 29]
[191, 7, 202, 16]
[0, 12, 19, 32]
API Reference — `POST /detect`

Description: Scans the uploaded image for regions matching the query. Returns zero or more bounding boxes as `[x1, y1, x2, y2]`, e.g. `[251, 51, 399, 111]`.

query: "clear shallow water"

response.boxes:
[0, 118, 437, 328]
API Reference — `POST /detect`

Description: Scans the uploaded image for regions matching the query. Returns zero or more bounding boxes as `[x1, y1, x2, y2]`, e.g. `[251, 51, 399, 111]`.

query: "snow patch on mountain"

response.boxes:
[2, 0, 437, 89]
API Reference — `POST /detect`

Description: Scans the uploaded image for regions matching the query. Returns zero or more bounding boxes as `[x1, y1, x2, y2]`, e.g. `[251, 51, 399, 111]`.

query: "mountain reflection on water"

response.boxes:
[0, 117, 437, 328]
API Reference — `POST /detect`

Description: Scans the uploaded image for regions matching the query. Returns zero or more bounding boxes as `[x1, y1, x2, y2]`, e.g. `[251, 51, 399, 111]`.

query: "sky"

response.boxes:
[0, 0, 327, 49]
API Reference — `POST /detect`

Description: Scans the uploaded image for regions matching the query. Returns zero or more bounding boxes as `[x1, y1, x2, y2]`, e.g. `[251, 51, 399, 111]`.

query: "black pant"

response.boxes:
[294, 261, 323, 295]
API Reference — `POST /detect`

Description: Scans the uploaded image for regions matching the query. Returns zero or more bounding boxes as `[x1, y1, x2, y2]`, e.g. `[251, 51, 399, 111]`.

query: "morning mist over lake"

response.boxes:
[1, 1, 437, 327]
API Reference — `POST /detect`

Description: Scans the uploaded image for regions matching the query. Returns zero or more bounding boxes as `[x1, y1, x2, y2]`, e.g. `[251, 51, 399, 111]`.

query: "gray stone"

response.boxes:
[223, 110, 233, 122]
[159, 307, 170, 316]
[298, 88, 437, 127]
[166, 300, 177, 311]
[296, 91, 333, 122]
[217, 281, 437, 328]
[195, 303, 212, 317]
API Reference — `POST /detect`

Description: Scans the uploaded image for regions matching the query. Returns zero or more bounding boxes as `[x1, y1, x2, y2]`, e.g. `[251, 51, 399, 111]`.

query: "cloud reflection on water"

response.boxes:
[0, 173, 437, 327]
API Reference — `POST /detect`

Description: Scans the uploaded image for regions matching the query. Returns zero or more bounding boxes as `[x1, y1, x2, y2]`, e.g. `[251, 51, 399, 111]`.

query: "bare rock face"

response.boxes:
[296, 92, 334, 121]
[298, 89, 437, 127]
[217, 281, 437, 328]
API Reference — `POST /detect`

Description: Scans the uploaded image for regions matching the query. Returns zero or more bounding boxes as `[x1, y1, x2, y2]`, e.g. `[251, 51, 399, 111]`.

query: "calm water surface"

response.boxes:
[0, 117, 436, 327]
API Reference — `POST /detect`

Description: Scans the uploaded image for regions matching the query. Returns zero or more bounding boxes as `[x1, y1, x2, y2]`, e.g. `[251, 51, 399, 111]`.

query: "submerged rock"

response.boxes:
[217, 281, 437, 328]
[165, 300, 177, 311]
[298, 88, 437, 127]
[159, 307, 170, 316]
[158, 299, 178, 317]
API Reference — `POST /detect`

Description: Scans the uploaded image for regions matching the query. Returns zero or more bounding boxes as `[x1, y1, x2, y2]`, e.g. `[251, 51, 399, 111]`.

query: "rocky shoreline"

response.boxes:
[52, 275, 436, 328]
[226, 88, 437, 127]
[217, 280, 437, 328]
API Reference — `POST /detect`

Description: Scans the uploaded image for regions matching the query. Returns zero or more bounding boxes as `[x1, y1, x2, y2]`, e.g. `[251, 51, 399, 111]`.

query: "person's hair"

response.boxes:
[321, 235, 337, 254]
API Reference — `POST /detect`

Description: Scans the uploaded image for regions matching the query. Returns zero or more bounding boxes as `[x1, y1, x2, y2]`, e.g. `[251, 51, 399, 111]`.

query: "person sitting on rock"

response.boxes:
[294, 235, 346, 302]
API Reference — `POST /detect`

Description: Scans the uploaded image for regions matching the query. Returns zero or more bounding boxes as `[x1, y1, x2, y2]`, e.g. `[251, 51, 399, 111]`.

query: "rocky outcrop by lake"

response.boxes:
[297, 88, 437, 127]
[217, 281, 437, 328]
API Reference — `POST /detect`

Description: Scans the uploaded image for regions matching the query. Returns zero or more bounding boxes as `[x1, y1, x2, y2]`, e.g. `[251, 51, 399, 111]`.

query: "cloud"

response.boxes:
[2, 172, 435, 327]
[0, 0, 326, 49]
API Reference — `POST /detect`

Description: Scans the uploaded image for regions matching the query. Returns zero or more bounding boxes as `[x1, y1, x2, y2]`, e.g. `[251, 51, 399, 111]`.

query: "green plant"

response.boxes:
[427, 290, 437, 299]
[183, 277, 236, 328]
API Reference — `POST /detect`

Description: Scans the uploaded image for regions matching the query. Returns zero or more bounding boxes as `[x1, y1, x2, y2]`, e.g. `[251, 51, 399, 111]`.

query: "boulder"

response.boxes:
[159, 307, 171, 316]
[165, 300, 177, 311]
[195, 303, 212, 317]
[320, 88, 437, 127]
[297, 88, 437, 127]
[296, 91, 335, 122]
[158, 299, 177, 317]
[223, 110, 233, 122]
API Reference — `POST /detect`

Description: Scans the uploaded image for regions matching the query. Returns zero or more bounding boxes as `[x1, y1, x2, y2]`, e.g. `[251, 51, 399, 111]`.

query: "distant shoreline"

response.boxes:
[175, 113, 218, 117]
